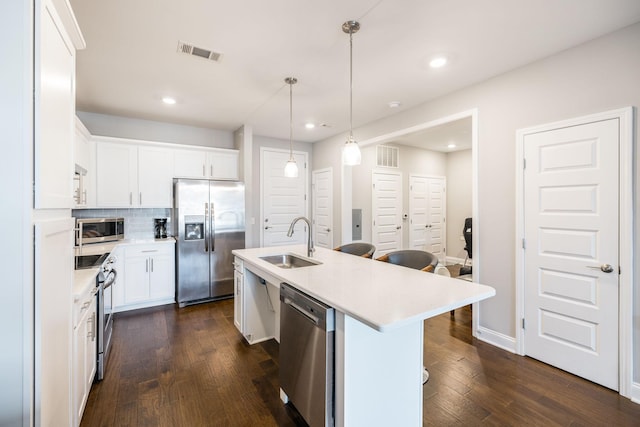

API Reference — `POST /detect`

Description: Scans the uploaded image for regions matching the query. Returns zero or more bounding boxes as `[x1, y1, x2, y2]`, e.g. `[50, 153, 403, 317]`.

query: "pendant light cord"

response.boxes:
[289, 81, 294, 159]
[349, 28, 354, 141]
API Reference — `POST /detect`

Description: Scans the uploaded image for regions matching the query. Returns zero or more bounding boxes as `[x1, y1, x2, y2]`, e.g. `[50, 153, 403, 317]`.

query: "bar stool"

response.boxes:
[376, 249, 439, 384]
[334, 242, 376, 258]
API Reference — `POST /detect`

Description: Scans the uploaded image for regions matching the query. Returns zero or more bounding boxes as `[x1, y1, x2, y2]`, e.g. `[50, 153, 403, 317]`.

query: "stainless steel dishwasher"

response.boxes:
[280, 283, 335, 427]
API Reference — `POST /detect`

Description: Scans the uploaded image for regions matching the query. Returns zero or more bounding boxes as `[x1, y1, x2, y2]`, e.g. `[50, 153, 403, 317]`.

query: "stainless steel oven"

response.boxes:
[96, 254, 117, 381]
[76, 217, 124, 247]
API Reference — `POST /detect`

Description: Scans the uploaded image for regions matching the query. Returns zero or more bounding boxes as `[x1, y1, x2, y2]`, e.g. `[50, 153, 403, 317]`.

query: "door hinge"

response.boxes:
[443, 217, 445, 223]
[522, 318, 525, 329]
[522, 238, 526, 249]
[304, 194, 307, 201]
[523, 158, 527, 169]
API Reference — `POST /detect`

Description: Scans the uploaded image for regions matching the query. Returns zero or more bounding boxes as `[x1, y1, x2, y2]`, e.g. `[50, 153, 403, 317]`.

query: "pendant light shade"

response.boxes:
[342, 20, 361, 166]
[284, 77, 299, 178]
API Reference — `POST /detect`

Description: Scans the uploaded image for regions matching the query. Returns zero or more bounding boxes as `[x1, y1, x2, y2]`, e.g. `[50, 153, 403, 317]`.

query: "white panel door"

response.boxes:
[523, 119, 619, 390]
[312, 168, 333, 249]
[372, 171, 402, 257]
[409, 175, 446, 261]
[261, 149, 308, 247]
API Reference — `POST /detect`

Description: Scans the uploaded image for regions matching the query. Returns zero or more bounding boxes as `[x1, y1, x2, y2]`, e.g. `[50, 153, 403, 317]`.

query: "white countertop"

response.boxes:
[232, 245, 496, 332]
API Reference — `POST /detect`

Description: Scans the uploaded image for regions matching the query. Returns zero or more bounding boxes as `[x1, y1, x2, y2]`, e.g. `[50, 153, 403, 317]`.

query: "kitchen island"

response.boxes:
[232, 245, 495, 426]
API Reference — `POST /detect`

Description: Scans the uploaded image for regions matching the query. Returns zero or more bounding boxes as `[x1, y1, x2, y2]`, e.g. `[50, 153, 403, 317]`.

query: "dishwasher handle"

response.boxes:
[283, 297, 321, 326]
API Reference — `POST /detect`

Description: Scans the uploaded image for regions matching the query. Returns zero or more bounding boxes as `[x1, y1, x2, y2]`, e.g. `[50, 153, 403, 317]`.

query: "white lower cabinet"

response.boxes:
[116, 243, 175, 312]
[72, 287, 97, 427]
[234, 261, 277, 344]
[233, 258, 244, 332]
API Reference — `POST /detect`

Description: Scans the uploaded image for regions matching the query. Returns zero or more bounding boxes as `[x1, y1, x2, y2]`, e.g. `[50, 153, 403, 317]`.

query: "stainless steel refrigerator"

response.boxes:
[174, 179, 245, 306]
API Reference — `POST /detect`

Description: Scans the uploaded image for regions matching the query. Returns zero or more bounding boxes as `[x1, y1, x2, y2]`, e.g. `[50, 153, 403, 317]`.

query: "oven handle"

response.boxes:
[102, 270, 117, 289]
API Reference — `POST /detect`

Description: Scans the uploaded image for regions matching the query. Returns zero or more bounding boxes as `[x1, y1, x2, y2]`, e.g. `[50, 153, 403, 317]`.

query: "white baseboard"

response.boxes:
[631, 382, 640, 404]
[474, 325, 517, 353]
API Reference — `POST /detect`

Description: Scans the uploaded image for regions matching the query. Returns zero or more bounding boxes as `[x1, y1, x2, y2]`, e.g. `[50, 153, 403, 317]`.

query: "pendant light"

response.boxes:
[284, 77, 299, 178]
[342, 20, 361, 166]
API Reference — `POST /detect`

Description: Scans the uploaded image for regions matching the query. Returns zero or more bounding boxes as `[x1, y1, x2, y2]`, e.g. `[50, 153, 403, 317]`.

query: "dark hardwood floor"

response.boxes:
[81, 299, 640, 426]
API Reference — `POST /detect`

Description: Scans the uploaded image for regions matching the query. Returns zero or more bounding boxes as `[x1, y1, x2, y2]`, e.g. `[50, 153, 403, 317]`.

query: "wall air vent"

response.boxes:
[376, 145, 399, 168]
[177, 41, 222, 62]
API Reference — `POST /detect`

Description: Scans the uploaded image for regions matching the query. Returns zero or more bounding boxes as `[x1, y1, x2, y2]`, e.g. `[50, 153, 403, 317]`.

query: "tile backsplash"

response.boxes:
[72, 208, 172, 239]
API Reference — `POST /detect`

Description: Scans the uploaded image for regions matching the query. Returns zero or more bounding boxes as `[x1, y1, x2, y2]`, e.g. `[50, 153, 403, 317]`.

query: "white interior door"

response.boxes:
[523, 119, 619, 390]
[261, 149, 308, 247]
[372, 171, 402, 257]
[409, 175, 446, 262]
[312, 168, 333, 249]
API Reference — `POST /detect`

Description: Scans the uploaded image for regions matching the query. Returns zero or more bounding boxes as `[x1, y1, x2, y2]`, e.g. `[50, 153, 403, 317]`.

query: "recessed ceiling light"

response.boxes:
[305, 123, 315, 129]
[388, 101, 401, 108]
[429, 56, 448, 68]
[162, 96, 176, 105]
[447, 143, 456, 149]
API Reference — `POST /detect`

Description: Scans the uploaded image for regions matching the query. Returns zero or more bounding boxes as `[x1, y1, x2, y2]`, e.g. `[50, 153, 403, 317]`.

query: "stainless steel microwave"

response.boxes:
[76, 217, 124, 246]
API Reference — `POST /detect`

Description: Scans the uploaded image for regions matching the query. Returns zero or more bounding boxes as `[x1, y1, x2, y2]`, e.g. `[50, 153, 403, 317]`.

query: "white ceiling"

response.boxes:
[70, 0, 640, 143]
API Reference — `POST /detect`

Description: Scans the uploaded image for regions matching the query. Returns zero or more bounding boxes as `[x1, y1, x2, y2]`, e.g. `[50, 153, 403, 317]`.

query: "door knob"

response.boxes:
[587, 264, 614, 273]
[396, 226, 402, 230]
[326, 228, 331, 232]
[264, 226, 272, 230]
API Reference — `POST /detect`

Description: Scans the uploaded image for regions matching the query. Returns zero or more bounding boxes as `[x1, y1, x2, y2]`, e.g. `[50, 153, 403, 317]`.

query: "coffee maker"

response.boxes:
[154, 218, 168, 239]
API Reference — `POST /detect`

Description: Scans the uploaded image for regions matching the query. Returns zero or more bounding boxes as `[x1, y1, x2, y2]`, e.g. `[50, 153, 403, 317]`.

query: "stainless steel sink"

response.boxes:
[260, 254, 321, 269]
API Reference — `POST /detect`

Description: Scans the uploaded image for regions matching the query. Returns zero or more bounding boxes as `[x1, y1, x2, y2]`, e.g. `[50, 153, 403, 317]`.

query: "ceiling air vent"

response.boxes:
[376, 145, 399, 168]
[177, 41, 222, 62]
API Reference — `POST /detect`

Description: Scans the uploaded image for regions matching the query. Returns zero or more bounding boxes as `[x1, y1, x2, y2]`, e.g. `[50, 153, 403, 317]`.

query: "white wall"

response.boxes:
[312, 22, 640, 380]
[446, 149, 472, 261]
[77, 111, 235, 148]
[1, 0, 32, 424]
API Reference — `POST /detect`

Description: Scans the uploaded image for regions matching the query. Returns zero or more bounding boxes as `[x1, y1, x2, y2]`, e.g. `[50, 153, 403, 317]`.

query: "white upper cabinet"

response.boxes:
[34, 0, 84, 209]
[138, 146, 174, 207]
[174, 147, 239, 180]
[74, 117, 95, 207]
[94, 137, 239, 208]
[96, 141, 138, 207]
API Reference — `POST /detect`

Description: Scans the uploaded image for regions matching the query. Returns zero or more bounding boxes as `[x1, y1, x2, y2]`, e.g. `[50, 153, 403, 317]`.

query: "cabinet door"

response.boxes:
[96, 142, 138, 207]
[72, 316, 85, 427]
[34, 0, 75, 209]
[124, 255, 150, 303]
[174, 149, 206, 178]
[207, 150, 239, 180]
[149, 251, 175, 300]
[84, 300, 97, 396]
[138, 146, 174, 207]
[233, 270, 243, 332]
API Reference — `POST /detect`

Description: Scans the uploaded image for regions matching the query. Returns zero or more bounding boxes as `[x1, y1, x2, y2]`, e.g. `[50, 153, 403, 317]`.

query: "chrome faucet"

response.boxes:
[287, 216, 314, 257]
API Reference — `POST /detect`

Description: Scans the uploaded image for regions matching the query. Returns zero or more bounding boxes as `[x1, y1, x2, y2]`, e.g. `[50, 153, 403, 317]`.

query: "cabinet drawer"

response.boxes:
[125, 243, 173, 257]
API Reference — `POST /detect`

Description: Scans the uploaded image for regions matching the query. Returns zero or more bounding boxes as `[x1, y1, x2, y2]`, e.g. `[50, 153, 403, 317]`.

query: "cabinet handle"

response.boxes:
[130, 192, 133, 205]
[146, 259, 149, 272]
[151, 258, 154, 273]
[82, 189, 87, 204]
[139, 192, 142, 205]
[210, 165, 213, 177]
[203, 164, 206, 177]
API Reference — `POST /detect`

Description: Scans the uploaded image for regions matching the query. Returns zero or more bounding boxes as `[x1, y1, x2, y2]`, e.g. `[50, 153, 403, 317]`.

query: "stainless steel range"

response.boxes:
[96, 254, 117, 380]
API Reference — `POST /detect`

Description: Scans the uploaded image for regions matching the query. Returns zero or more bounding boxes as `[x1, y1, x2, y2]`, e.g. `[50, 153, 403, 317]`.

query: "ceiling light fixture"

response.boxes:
[342, 20, 361, 166]
[305, 123, 315, 129]
[388, 101, 401, 108]
[429, 56, 448, 68]
[162, 96, 176, 105]
[447, 143, 456, 149]
[284, 77, 299, 178]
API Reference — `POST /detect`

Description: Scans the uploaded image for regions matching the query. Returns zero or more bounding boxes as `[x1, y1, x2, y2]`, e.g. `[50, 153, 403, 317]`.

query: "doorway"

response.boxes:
[515, 107, 634, 397]
[341, 108, 481, 332]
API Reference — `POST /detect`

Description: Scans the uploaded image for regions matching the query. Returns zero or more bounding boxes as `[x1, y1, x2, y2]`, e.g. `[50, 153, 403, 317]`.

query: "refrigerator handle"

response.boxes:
[210, 203, 215, 251]
[204, 202, 209, 252]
